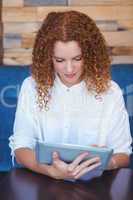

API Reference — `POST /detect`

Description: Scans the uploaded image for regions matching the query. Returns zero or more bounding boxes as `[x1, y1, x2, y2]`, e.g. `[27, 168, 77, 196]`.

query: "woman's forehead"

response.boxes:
[53, 41, 82, 57]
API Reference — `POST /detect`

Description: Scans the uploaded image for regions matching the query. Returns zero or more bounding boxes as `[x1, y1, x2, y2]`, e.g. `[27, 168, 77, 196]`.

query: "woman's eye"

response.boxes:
[74, 57, 82, 61]
[55, 59, 64, 63]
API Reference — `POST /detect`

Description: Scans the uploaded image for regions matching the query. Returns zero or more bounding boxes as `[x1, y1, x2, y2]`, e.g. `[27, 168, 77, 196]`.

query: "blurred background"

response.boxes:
[0, 0, 133, 66]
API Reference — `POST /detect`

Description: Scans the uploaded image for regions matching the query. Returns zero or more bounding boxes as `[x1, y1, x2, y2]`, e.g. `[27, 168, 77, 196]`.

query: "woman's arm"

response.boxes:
[15, 148, 50, 176]
[107, 153, 130, 170]
[106, 82, 132, 170]
[15, 148, 101, 180]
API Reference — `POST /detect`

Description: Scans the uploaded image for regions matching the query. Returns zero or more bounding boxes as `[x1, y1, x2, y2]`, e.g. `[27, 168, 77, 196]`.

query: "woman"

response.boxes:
[9, 10, 132, 181]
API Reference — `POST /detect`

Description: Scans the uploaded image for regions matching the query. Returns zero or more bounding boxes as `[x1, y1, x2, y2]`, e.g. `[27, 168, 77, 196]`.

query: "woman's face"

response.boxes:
[52, 40, 84, 87]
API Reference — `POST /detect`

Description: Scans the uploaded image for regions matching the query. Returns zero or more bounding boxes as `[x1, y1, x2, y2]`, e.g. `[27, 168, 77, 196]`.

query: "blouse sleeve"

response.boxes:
[106, 81, 132, 155]
[9, 77, 38, 162]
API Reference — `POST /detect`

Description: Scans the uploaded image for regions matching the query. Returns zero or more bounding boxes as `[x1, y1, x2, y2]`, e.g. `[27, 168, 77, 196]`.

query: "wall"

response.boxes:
[0, 1, 3, 65]
[1, 0, 133, 65]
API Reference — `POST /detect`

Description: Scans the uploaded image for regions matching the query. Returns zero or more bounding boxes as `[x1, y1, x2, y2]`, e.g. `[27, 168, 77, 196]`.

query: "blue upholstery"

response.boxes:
[111, 64, 133, 168]
[0, 64, 133, 171]
[0, 66, 30, 171]
[111, 64, 133, 136]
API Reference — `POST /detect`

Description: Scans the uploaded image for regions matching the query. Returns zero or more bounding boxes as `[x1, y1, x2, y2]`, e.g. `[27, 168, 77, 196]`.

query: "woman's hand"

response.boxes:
[91, 145, 130, 170]
[47, 151, 101, 180]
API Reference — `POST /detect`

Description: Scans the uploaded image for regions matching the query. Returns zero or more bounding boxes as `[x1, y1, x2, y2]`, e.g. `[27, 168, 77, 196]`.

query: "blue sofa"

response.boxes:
[0, 64, 133, 171]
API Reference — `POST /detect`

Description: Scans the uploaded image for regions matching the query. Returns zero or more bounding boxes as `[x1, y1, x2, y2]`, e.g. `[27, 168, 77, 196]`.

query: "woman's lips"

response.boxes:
[65, 73, 76, 78]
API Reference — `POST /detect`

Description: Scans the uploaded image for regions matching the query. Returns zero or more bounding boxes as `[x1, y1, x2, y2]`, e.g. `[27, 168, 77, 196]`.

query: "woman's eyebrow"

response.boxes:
[73, 54, 82, 59]
[53, 56, 64, 59]
[53, 54, 82, 59]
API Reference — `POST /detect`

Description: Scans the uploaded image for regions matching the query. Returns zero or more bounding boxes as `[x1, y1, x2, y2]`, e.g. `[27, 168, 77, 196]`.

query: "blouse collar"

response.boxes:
[54, 74, 86, 93]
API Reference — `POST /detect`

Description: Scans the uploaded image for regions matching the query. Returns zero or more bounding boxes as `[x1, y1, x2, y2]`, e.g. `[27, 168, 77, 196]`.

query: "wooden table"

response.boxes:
[0, 168, 133, 200]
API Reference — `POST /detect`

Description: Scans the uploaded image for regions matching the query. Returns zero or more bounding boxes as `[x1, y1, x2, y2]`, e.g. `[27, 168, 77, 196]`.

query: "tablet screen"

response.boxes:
[35, 142, 113, 171]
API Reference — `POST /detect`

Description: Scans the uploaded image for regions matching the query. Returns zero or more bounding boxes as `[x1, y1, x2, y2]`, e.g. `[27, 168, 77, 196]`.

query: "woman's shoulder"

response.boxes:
[19, 76, 38, 100]
[105, 80, 123, 99]
[100, 80, 124, 108]
[109, 79, 121, 90]
[21, 76, 37, 91]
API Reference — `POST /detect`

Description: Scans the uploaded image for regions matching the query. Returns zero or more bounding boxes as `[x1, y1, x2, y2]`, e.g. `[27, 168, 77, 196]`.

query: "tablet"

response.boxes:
[35, 142, 113, 170]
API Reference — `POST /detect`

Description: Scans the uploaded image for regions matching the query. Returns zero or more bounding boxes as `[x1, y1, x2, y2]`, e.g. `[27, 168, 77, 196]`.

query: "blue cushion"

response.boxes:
[0, 139, 12, 171]
[0, 64, 133, 171]
[111, 64, 133, 168]
[0, 65, 30, 171]
[111, 64, 133, 136]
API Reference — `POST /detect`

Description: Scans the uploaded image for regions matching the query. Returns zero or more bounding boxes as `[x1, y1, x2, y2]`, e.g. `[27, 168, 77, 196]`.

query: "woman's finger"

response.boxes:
[52, 152, 61, 166]
[68, 152, 89, 172]
[72, 156, 100, 176]
[74, 162, 101, 179]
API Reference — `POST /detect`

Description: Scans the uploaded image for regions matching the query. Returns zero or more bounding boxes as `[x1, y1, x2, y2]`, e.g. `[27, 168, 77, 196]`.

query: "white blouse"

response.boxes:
[9, 75, 132, 159]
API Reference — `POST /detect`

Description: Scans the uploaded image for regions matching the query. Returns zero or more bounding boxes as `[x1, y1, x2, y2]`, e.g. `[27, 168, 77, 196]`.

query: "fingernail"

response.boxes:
[84, 152, 89, 156]
[53, 152, 57, 158]
[96, 157, 100, 161]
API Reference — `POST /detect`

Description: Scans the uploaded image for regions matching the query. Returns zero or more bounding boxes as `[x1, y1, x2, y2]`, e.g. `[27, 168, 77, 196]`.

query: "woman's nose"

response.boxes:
[65, 61, 73, 73]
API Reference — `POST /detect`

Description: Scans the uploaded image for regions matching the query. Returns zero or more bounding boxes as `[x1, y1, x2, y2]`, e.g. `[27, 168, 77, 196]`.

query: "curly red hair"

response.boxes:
[31, 10, 111, 110]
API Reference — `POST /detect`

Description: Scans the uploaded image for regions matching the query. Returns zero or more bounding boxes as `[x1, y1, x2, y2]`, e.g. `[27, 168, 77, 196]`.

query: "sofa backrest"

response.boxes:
[111, 64, 133, 136]
[0, 64, 133, 171]
[0, 66, 30, 171]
